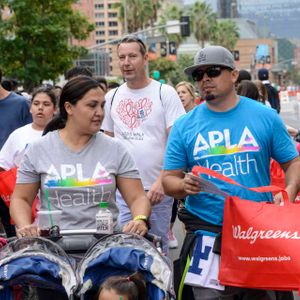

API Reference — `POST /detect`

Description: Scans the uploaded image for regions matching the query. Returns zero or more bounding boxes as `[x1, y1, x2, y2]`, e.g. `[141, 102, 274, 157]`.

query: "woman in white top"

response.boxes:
[176, 81, 196, 113]
[0, 86, 57, 238]
[0, 86, 57, 171]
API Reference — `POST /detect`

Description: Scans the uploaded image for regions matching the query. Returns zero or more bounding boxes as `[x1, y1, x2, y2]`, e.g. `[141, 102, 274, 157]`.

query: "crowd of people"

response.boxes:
[0, 37, 300, 300]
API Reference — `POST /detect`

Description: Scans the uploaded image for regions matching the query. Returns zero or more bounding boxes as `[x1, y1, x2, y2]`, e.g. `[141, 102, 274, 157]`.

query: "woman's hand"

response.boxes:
[16, 224, 40, 238]
[122, 219, 148, 236]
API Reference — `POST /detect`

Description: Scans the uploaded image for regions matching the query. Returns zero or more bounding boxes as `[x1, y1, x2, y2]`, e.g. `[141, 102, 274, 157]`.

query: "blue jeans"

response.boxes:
[116, 191, 173, 255]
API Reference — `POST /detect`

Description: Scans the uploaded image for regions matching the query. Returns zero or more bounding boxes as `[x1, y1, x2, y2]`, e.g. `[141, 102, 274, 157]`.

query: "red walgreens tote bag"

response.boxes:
[270, 159, 300, 201]
[192, 166, 300, 292]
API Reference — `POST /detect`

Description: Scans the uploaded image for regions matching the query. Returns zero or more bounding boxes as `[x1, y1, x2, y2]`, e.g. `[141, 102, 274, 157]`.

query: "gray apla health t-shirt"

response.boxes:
[17, 130, 140, 230]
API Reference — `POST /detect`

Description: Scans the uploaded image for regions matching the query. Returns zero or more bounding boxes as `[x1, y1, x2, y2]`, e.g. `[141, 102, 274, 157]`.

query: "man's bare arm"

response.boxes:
[280, 156, 300, 202]
[162, 169, 202, 199]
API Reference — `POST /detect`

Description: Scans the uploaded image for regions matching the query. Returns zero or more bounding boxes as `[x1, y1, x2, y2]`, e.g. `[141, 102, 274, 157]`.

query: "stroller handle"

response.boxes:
[60, 229, 161, 242]
[53, 229, 163, 253]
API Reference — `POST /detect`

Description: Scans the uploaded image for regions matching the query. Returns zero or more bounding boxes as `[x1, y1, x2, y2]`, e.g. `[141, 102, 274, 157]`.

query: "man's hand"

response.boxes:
[147, 177, 165, 205]
[182, 172, 203, 195]
[273, 188, 292, 205]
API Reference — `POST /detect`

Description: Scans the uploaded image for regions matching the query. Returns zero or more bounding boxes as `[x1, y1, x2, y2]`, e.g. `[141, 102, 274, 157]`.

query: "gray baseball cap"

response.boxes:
[184, 45, 235, 77]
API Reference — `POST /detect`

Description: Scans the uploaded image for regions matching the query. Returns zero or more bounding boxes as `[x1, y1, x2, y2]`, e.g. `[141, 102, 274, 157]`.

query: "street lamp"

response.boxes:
[124, 0, 128, 34]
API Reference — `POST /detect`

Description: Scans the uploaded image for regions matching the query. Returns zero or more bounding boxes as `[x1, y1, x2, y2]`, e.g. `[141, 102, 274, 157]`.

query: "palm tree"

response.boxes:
[211, 20, 240, 50]
[115, 0, 160, 34]
[189, 1, 217, 47]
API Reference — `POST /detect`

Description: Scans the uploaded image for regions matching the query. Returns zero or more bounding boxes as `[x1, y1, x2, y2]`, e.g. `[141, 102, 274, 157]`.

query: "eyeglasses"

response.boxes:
[192, 66, 231, 82]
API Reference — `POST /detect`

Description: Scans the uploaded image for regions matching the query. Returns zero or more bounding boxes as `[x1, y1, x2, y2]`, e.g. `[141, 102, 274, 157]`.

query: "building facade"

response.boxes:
[73, 0, 123, 77]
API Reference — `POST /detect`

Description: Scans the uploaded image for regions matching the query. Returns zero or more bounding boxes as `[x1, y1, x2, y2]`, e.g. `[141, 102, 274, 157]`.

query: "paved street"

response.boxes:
[170, 98, 300, 298]
[280, 97, 300, 128]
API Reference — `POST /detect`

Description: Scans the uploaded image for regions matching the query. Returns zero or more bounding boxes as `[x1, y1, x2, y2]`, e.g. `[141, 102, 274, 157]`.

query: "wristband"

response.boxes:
[133, 215, 151, 229]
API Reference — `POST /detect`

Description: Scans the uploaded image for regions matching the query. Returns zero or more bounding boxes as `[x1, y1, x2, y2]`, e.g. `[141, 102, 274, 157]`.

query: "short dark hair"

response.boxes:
[237, 69, 252, 84]
[65, 66, 93, 80]
[1, 80, 12, 91]
[117, 35, 147, 56]
[0, 69, 2, 82]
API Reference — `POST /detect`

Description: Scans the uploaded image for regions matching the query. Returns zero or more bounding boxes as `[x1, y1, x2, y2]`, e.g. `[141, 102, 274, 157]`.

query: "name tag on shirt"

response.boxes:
[184, 231, 225, 291]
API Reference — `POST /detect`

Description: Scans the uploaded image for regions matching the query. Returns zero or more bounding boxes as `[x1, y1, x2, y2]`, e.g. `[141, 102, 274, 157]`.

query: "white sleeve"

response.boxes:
[160, 84, 186, 129]
[101, 89, 116, 133]
[0, 131, 18, 170]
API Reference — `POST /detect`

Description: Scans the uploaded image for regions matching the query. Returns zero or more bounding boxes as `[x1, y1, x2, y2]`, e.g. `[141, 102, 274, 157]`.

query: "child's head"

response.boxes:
[97, 272, 146, 300]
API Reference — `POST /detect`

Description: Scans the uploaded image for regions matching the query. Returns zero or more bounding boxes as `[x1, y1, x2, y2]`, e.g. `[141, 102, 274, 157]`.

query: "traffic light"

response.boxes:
[180, 16, 190, 37]
[169, 42, 177, 55]
[233, 50, 239, 61]
[160, 42, 167, 57]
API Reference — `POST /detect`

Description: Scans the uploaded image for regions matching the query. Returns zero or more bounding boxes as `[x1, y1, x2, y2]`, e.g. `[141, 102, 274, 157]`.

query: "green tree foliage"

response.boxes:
[211, 20, 240, 50]
[149, 54, 194, 86]
[149, 57, 177, 82]
[189, 1, 217, 47]
[0, 0, 94, 91]
[115, 0, 159, 33]
[169, 54, 194, 85]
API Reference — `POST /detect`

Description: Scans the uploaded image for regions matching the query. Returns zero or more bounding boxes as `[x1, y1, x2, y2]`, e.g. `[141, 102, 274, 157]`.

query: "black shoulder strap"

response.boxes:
[110, 86, 120, 108]
[159, 82, 162, 103]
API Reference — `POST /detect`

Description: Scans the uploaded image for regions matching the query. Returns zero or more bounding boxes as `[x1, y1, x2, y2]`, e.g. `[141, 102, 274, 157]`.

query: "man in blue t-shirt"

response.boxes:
[0, 70, 32, 238]
[162, 46, 300, 300]
[0, 71, 32, 150]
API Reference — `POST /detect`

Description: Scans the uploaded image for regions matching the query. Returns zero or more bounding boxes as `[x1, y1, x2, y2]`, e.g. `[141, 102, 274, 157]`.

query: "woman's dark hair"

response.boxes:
[253, 80, 267, 104]
[237, 80, 260, 101]
[31, 86, 57, 106]
[43, 76, 100, 135]
[94, 76, 108, 93]
[96, 272, 146, 300]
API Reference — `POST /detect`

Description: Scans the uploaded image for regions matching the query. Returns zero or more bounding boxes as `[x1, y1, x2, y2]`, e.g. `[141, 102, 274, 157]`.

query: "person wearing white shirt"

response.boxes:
[0, 86, 57, 237]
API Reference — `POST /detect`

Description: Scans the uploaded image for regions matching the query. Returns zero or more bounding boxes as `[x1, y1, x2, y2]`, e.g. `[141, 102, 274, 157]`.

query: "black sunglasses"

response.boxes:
[192, 66, 231, 82]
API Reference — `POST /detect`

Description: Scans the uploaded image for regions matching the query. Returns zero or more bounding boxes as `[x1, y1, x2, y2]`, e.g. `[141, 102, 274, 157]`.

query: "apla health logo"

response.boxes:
[193, 126, 259, 159]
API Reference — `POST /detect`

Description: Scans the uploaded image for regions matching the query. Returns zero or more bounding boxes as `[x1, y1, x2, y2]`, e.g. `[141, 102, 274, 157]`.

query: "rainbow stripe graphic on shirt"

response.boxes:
[193, 127, 260, 159]
[45, 177, 113, 188]
[45, 166, 113, 188]
[207, 144, 259, 156]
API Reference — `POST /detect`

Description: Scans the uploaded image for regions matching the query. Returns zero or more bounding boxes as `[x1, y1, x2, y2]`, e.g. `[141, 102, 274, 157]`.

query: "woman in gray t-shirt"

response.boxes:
[10, 76, 151, 238]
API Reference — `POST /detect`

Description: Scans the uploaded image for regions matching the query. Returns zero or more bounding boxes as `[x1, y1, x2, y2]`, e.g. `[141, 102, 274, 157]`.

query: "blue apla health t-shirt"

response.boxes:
[163, 97, 298, 226]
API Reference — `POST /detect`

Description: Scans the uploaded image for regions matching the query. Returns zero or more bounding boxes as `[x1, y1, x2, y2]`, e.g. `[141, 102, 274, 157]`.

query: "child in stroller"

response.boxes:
[96, 271, 146, 300]
[0, 232, 175, 300]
